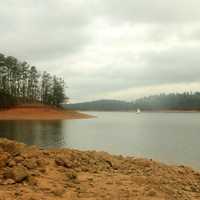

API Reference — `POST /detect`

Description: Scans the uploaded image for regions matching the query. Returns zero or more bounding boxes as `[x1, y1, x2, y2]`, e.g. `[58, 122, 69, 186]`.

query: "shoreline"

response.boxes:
[0, 106, 94, 121]
[76, 109, 200, 113]
[0, 138, 200, 199]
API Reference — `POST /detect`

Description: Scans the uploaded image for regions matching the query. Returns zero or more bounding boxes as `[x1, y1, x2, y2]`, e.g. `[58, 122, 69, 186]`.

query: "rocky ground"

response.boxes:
[0, 139, 200, 200]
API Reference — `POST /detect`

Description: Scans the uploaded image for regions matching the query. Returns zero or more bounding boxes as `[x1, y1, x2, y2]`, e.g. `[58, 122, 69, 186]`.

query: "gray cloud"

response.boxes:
[98, 0, 200, 23]
[0, 0, 92, 62]
[62, 44, 200, 102]
[1, 0, 200, 102]
[140, 47, 200, 85]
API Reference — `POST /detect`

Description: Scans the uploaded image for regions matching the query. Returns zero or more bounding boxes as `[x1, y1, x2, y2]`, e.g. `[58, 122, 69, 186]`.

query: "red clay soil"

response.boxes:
[0, 105, 93, 120]
[0, 139, 200, 200]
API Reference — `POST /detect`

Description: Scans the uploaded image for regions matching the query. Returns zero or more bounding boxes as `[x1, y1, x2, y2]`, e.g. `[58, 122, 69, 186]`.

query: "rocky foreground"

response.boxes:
[0, 139, 200, 200]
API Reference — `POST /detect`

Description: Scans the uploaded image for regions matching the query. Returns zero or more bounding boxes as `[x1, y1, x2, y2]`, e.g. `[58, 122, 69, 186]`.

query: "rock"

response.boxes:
[4, 144, 23, 157]
[55, 157, 73, 168]
[55, 157, 65, 167]
[23, 159, 37, 169]
[27, 176, 38, 186]
[13, 166, 28, 182]
[66, 170, 77, 180]
[134, 159, 151, 168]
[3, 168, 13, 179]
[7, 160, 16, 167]
[0, 153, 10, 168]
[39, 168, 46, 173]
[36, 159, 46, 167]
[4, 166, 28, 182]
[3, 179, 15, 185]
[191, 185, 199, 192]
[51, 186, 65, 196]
[15, 156, 24, 163]
[146, 189, 157, 196]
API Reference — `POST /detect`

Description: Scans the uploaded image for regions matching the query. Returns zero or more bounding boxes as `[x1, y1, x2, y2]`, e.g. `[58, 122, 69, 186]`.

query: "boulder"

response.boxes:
[4, 166, 28, 183]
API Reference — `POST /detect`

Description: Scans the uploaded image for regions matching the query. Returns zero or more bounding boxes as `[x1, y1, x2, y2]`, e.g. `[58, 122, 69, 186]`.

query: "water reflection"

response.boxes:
[0, 120, 66, 148]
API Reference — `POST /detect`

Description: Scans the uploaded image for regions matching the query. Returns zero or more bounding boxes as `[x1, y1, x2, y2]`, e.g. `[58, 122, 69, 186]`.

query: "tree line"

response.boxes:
[65, 92, 200, 111]
[0, 53, 66, 109]
[134, 92, 200, 110]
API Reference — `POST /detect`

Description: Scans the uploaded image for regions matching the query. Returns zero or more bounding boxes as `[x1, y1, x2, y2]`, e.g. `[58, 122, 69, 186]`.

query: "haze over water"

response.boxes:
[0, 111, 200, 169]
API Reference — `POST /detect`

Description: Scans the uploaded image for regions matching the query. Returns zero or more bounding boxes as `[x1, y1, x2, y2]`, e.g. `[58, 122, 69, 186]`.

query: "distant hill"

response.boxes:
[64, 92, 200, 111]
[64, 99, 134, 111]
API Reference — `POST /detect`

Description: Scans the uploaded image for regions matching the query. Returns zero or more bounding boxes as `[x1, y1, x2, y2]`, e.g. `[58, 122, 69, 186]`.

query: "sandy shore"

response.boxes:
[0, 139, 200, 200]
[0, 105, 93, 120]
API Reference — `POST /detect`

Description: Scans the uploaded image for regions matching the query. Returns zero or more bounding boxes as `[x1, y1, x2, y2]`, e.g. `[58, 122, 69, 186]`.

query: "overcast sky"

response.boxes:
[1, 0, 200, 102]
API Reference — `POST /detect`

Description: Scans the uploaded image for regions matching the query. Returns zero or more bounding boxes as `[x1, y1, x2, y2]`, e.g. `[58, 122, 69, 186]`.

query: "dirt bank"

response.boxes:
[0, 105, 93, 120]
[0, 139, 200, 199]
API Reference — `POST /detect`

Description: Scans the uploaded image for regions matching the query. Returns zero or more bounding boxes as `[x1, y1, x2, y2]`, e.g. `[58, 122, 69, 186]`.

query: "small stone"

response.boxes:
[36, 159, 46, 167]
[7, 160, 16, 167]
[39, 168, 46, 173]
[191, 185, 199, 192]
[52, 187, 65, 196]
[4, 168, 13, 179]
[27, 176, 37, 186]
[3, 179, 15, 185]
[66, 171, 77, 180]
[55, 157, 73, 168]
[0, 153, 10, 168]
[55, 157, 65, 167]
[88, 177, 93, 181]
[15, 156, 24, 163]
[146, 189, 157, 197]
[23, 159, 37, 169]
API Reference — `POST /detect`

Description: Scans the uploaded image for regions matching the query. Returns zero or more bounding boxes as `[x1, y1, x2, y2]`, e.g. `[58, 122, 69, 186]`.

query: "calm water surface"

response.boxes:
[0, 111, 200, 169]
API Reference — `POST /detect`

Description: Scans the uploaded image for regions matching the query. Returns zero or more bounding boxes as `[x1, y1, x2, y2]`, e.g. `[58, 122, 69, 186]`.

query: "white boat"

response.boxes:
[136, 108, 141, 114]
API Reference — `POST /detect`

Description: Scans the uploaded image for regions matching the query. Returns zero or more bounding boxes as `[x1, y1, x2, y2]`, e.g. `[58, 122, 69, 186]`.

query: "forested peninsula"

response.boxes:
[0, 53, 66, 109]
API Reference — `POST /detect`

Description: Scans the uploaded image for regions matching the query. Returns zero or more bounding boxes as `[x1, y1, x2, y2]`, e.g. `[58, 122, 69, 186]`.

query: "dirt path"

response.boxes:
[0, 106, 93, 120]
[0, 139, 200, 199]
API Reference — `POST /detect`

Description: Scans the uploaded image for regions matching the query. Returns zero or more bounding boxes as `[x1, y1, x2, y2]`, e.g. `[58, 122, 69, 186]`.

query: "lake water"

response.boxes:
[0, 111, 200, 169]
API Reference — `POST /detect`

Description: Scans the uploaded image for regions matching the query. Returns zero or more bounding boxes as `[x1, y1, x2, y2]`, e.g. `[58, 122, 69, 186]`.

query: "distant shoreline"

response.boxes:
[0, 105, 94, 120]
[74, 109, 200, 113]
[0, 106, 199, 121]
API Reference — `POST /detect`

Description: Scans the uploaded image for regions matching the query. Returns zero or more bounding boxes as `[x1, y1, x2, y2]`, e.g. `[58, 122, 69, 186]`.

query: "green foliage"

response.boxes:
[0, 53, 66, 108]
